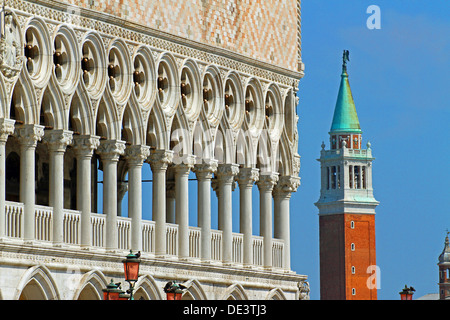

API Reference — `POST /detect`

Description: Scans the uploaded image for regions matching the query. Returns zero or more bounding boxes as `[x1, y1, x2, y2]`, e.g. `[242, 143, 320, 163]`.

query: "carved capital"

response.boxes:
[273, 175, 301, 197]
[237, 167, 259, 188]
[216, 163, 239, 184]
[97, 139, 126, 161]
[256, 172, 279, 192]
[193, 159, 218, 180]
[43, 130, 73, 152]
[148, 149, 173, 171]
[0, 118, 15, 143]
[72, 135, 100, 157]
[173, 154, 196, 175]
[15, 124, 44, 148]
[125, 145, 150, 166]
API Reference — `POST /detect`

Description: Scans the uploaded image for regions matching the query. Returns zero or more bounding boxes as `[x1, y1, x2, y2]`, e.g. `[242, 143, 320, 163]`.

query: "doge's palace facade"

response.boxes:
[0, 0, 307, 300]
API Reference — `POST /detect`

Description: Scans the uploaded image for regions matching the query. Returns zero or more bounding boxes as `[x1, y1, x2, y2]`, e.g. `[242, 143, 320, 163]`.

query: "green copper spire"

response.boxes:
[329, 50, 362, 134]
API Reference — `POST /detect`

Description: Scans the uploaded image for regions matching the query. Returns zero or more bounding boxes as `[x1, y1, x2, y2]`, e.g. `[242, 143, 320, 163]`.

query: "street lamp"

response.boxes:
[102, 279, 124, 300]
[164, 281, 186, 300]
[103, 250, 141, 300]
[122, 250, 141, 300]
[399, 285, 415, 300]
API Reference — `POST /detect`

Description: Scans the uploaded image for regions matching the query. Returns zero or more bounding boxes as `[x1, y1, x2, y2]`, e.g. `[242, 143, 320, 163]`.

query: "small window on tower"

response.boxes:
[351, 221, 355, 229]
[326, 167, 330, 190]
[337, 166, 341, 189]
[349, 165, 353, 188]
[351, 266, 356, 274]
[362, 166, 367, 189]
[331, 166, 337, 189]
[352, 288, 356, 295]
[351, 243, 355, 251]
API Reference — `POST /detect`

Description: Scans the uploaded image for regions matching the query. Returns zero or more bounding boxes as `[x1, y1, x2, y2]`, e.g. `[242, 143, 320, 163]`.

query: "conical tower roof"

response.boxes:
[330, 51, 362, 134]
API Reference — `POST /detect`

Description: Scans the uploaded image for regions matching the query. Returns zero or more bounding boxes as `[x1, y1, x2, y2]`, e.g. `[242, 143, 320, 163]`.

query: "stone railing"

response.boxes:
[3, 201, 285, 269]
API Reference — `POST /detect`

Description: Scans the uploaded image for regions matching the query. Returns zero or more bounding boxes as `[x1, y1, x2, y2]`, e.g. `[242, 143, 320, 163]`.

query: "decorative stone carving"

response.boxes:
[148, 149, 173, 171]
[125, 145, 150, 166]
[72, 135, 100, 157]
[216, 163, 239, 184]
[236, 167, 259, 188]
[273, 175, 301, 197]
[14, 124, 44, 148]
[193, 159, 218, 180]
[43, 130, 73, 152]
[256, 172, 279, 191]
[0, 11, 22, 78]
[298, 280, 310, 300]
[0, 118, 15, 142]
[96, 139, 125, 161]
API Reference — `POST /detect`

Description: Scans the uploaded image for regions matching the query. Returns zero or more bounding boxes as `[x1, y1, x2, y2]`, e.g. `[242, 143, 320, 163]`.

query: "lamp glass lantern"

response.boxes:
[122, 250, 141, 282]
[103, 280, 123, 300]
[399, 285, 414, 300]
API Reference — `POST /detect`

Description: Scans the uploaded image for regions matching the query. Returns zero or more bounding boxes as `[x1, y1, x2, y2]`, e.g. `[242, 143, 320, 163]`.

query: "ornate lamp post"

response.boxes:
[164, 281, 186, 300]
[122, 250, 141, 300]
[103, 250, 141, 300]
[399, 285, 415, 300]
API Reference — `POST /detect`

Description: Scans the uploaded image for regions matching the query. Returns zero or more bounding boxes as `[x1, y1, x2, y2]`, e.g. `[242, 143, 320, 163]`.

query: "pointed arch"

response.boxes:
[10, 72, 37, 124]
[73, 270, 108, 300]
[192, 111, 214, 163]
[222, 283, 249, 300]
[121, 100, 145, 146]
[68, 86, 95, 135]
[146, 103, 168, 150]
[277, 131, 293, 176]
[15, 265, 60, 300]
[182, 279, 208, 300]
[235, 127, 254, 167]
[170, 106, 192, 165]
[256, 128, 272, 174]
[214, 119, 234, 164]
[266, 288, 287, 300]
[134, 275, 164, 300]
[95, 92, 121, 140]
[39, 79, 67, 130]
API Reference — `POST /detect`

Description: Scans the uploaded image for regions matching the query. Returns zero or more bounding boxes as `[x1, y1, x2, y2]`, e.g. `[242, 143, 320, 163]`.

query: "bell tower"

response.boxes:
[315, 51, 379, 300]
[438, 232, 450, 300]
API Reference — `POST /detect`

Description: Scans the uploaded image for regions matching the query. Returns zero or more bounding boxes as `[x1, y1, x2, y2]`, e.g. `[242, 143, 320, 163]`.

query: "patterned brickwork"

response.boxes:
[60, 0, 300, 71]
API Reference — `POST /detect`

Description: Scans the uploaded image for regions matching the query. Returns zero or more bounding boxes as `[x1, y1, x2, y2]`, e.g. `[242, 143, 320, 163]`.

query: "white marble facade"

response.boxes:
[0, 0, 308, 300]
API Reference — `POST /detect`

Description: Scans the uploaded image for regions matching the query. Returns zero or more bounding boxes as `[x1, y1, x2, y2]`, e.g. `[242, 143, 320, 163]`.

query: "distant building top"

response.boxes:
[438, 233, 450, 264]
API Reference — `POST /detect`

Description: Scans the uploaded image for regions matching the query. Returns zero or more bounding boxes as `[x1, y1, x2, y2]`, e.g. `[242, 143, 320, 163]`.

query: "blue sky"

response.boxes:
[292, 0, 450, 299]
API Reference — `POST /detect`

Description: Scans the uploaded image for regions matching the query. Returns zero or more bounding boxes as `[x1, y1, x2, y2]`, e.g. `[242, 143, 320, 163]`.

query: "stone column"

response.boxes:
[166, 178, 175, 224]
[237, 167, 259, 267]
[0, 119, 15, 239]
[15, 124, 44, 241]
[193, 159, 217, 262]
[174, 155, 195, 260]
[216, 163, 239, 264]
[148, 149, 173, 257]
[72, 135, 100, 248]
[97, 140, 125, 251]
[256, 172, 278, 269]
[125, 145, 149, 252]
[274, 175, 300, 270]
[43, 130, 73, 246]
